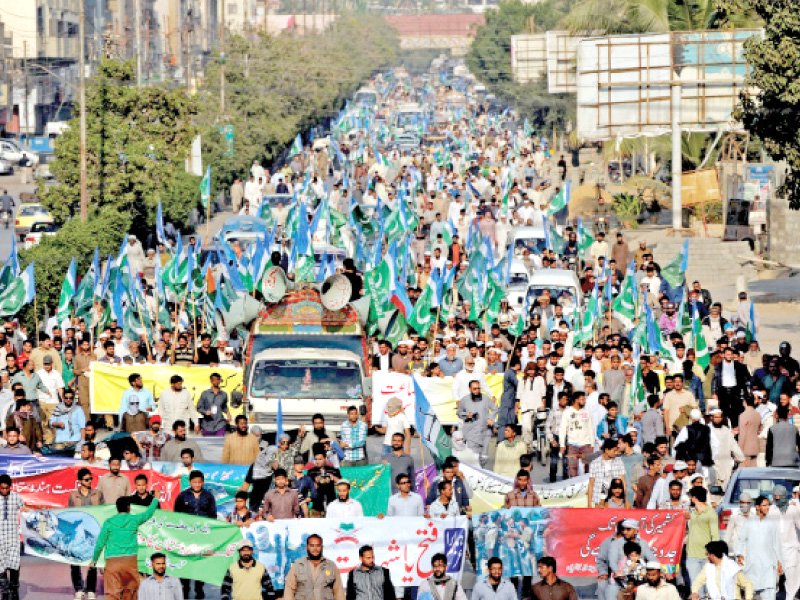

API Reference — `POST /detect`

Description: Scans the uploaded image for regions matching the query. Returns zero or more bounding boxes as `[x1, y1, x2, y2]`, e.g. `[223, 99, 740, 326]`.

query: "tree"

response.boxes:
[197, 15, 399, 192]
[18, 210, 131, 331]
[739, 0, 800, 208]
[41, 60, 200, 236]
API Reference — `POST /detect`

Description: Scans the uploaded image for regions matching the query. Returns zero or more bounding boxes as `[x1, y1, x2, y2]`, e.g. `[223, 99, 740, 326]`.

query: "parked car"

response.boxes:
[15, 203, 53, 241]
[23, 221, 59, 249]
[0, 158, 13, 175]
[715, 467, 800, 530]
[0, 140, 39, 166]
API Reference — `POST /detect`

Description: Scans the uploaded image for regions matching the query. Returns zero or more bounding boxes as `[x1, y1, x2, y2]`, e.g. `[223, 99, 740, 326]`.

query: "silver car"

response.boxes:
[715, 467, 800, 531]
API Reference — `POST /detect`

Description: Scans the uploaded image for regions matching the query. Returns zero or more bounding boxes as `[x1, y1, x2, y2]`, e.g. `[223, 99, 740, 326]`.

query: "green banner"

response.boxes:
[343, 463, 391, 516]
[22, 505, 242, 586]
[138, 510, 242, 585]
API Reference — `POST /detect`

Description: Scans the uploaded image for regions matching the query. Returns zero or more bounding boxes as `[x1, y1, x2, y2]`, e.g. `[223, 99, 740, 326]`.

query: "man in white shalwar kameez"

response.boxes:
[769, 485, 800, 600]
[735, 495, 783, 600]
[709, 409, 745, 490]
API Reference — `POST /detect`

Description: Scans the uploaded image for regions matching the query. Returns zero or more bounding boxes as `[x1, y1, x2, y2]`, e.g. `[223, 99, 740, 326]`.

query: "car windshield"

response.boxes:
[30, 222, 57, 233]
[250, 358, 362, 399]
[527, 286, 577, 306]
[514, 238, 547, 254]
[19, 206, 46, 216]
[396, 112, 423, 127]
[730, 478, 800, 503]
[508, 272, 529, 286]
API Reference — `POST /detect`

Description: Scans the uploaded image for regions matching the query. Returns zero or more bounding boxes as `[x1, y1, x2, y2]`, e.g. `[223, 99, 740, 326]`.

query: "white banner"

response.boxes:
[244, 516, 469, 589]
[459, 463, 591, 514]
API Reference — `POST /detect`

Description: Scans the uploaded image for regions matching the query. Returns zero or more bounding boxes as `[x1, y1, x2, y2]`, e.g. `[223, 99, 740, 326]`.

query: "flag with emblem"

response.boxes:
[0, 263, 35, 317]
[408, 281, 435, 337]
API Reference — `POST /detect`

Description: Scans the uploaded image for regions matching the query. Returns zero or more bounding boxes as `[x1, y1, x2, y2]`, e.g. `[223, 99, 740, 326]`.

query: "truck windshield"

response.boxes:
[250, 359, 362, 399]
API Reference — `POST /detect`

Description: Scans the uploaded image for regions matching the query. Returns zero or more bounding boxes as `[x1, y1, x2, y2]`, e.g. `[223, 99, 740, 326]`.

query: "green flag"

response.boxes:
[612, 275, 637, 329]
[546, 186, 568, 216]
[0, 263, 35, 317]
[408, 282, 435, 336]
[200, 166, 211, 209]
[574, 291, 598, 346]
[692, 305, 710, 370]
[508, 314, 525, 338]
[56, 258, 77, 323]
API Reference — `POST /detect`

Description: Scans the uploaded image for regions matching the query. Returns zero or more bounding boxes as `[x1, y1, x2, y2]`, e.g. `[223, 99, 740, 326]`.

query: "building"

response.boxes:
[0, 0, 80, 134]
[384, 14, 484, 56]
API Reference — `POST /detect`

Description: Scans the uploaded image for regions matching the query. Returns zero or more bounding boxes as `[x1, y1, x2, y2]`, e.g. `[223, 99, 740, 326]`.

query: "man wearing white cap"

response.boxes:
[723, 492, 754, 559]
[607, 520, 657, 600]
[709, 408, 744, 490]
[636, 562, 680, 600]
[325, 480, 363, 519]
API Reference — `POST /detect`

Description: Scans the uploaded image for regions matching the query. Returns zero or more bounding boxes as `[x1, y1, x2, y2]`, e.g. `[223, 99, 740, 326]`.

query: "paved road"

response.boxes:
[0, 170, 38, 262]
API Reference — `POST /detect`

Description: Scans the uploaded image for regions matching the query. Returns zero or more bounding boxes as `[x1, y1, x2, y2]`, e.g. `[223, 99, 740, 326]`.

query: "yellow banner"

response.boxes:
[89, 362, 243, 414]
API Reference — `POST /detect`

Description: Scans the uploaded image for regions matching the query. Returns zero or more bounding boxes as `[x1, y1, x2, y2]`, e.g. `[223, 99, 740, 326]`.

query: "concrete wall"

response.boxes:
[768, 195, 800, 265]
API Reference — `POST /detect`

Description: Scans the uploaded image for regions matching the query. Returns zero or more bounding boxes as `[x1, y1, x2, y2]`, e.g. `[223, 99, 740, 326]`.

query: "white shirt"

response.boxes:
[387, 492, 425, 517]
[377, 353, 390, 372]
[381, 413, 410, 445]
[37, 368, 64, 404]
[325, 498, 363, 519]
[721, 361, 737, 387]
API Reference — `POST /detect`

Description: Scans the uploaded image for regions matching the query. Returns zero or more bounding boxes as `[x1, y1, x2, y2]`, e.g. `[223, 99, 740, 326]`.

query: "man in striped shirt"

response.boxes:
[339, 406, 368, 466]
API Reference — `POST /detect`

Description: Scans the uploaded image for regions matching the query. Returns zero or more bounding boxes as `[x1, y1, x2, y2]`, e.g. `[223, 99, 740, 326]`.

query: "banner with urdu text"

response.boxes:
[459, 463, 590, 513]
[472, 508, 686, 579]
[90, 362, 243, 414]
[245, 515, 469, 589]
[21, 506, 241, 585]
[11, 466, 181, 509]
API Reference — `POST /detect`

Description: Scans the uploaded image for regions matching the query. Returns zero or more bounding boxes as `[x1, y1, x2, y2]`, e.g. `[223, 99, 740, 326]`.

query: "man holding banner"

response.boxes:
[89, 490, 160, 600]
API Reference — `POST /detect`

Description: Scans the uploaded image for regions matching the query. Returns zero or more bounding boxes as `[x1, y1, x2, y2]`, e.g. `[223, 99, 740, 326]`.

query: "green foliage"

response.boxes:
[466, 0, 572, 129]
[198, 14, 399, 192]
[612, 192, 645, 227]
[18, 209, 131, 330]
[739, 0, 800, 208]
[41, 60, 200, 235]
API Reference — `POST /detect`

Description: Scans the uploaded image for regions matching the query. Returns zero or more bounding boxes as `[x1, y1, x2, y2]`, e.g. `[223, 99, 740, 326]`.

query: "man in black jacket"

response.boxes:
[545, 368, 572, 409]
[711, 347, 751, 427]
[346, 545, 396, 600]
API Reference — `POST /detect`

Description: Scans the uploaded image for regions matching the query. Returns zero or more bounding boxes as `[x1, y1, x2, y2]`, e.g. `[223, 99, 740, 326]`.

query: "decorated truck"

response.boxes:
[242, 289, 371, 431]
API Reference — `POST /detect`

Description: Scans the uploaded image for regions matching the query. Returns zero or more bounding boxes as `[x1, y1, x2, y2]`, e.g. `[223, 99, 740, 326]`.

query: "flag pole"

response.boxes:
[134, 298, 153, 359]
[191, 294, 199, 362]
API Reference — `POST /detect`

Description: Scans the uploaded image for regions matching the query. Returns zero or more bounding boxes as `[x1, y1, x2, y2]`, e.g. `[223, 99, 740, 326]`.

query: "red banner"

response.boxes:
[11, 466, 181, 510]
[544, 509, 686, 577]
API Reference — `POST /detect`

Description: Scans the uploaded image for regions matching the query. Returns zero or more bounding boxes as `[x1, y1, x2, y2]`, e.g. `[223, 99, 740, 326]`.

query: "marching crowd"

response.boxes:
[0, 68, 798, 600]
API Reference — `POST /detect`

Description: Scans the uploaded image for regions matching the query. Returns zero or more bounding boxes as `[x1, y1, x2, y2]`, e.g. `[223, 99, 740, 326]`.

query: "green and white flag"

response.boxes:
[612, 275, 637, 329]
[546, 181, 570, 217]
[692, 303, 710, 370]
[289, 134, 303, 157]
[0, 263, 35, 317]
[199, 166, 211, 208]
[56, 258, 77, 323]
[408, 281, 435, 337]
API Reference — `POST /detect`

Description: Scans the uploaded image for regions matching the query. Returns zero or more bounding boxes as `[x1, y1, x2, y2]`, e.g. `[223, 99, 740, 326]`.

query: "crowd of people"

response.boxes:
[0, 65, 798, 600]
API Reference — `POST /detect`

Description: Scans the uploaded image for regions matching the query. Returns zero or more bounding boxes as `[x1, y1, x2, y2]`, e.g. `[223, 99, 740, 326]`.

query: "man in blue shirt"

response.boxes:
[439, 344, 464, 376]
[49, 389, 86, 444]
[339, 406, 368, 466]
[118, 373, 156, 424]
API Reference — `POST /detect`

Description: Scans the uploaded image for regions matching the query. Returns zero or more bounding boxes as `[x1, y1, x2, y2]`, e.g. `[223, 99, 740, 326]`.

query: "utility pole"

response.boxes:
[22, 41, 28, 139]
[184, 9, 192, 93]
[134, 0, 143, 86]
[79, 0, 88, 221]
[220, 0, 225, 113]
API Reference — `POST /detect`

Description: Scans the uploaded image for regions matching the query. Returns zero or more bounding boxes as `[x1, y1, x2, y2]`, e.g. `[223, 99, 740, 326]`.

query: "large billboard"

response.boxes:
[576, 29, 761, 140]
[511, 34, 547, 83]
[546, 31, 582, 94]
